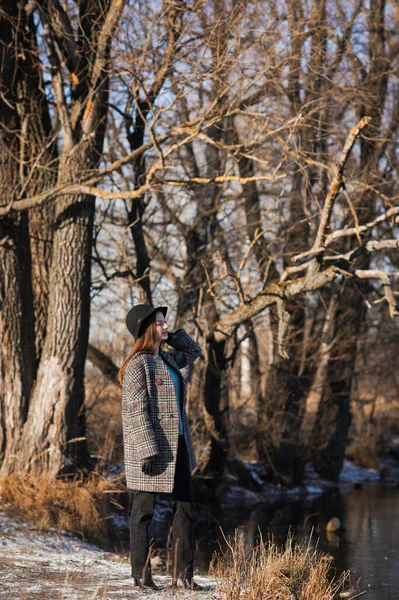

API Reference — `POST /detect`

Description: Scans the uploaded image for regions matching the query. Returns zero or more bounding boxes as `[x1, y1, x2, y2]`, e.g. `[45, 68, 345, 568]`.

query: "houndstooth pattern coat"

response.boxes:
[121, 329, 202, 493]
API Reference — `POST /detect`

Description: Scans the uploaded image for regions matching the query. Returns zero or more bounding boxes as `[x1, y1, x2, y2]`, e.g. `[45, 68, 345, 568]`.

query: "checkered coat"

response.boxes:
[121, 328, 202, 493]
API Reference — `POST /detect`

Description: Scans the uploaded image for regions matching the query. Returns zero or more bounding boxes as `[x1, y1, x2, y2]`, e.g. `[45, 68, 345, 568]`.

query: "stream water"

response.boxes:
[2, 481, 396, 598]
[193, 482, 399, 600]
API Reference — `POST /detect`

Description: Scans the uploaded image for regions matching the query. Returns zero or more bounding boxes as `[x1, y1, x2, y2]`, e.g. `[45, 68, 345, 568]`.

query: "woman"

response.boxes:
[119, 303, 203, 591]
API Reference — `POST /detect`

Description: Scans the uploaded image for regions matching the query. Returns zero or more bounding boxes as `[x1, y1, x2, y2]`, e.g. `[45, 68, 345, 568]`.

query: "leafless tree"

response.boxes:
[0, 0, 126, 476]
[1, 0, 398, 486]
[86, 0, 399, 483]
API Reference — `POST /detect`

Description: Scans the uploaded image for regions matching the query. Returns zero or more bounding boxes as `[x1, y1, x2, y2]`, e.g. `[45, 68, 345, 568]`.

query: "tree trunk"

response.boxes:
[202, 337, 228, 476]
[0, 214, 37, 469]
[22, 11, 57, 362]
[313, 285, 365, 480]
[10, 154, 96, 476]
[300, 288, 338, 451]
[170, 118, 231, 478]
[0, 2, 37, 471]
[313, 0, 389, 481]
[0, 0, 123, 476]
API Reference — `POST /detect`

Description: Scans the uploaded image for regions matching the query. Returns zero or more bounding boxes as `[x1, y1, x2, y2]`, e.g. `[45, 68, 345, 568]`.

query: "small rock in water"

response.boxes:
[338, 587, 359, 598]
[326, 517, 341, 532]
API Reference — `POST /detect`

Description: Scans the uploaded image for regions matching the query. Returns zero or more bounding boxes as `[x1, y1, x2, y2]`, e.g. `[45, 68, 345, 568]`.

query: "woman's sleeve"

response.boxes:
[122, 358, 159, 460]
[164, 328, 202, 369]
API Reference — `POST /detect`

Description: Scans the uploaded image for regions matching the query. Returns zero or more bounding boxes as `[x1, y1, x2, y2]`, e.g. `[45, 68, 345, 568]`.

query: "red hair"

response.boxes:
[118, 315, 159, 385]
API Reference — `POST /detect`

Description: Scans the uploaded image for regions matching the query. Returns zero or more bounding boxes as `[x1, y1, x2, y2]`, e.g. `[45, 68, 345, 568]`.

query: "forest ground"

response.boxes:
[0, 460, 392, 599]
[0, 510, 217, 600]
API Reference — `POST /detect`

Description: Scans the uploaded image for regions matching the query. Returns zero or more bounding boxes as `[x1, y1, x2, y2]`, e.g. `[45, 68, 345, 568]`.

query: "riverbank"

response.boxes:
[1, 459, 395, 599]
[0, 510, 216, 599]
[0, 508, 353, 599]
[0, 457, 390, 552]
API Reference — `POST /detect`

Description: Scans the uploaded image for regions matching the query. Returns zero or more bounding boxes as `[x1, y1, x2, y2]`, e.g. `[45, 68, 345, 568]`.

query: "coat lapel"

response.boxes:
[159, 350, 186, 407]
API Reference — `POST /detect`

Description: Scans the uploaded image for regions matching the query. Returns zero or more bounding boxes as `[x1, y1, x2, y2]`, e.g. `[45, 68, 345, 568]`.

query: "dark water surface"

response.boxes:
[194, 483, 399, 600]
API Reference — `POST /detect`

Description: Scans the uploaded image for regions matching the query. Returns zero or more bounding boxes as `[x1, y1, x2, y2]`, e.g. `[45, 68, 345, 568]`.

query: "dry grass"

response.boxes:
[211, 531, 358, 600]
[84, 373, 124, 464]
[346, 439, 380, 470]
[0, 470, 126, 546]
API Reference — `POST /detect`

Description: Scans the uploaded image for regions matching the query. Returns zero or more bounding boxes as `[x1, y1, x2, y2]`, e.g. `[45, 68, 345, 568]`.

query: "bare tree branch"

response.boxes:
[289, 206, 399, 267]
[87, 343, 119, 383]
[39, 0, 78, 74]
[82, 0, 127, 135]
[310, 116, 371, 255]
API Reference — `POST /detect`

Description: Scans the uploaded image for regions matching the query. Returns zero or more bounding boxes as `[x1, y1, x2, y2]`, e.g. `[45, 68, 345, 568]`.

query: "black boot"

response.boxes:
[182, 577, 204, 591]
[133, 576, 164, 590]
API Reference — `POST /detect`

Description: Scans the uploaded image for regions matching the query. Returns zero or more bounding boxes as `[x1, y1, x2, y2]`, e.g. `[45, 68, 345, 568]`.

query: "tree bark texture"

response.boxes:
[14, 158, 95, 474]
[313, 0, 390, 481]
[0, 2, 37, 470]
[0, 0, 125, 476]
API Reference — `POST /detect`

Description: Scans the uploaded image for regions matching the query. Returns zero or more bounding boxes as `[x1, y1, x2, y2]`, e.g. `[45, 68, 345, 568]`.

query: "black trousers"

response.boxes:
[129, 435, 194, 582]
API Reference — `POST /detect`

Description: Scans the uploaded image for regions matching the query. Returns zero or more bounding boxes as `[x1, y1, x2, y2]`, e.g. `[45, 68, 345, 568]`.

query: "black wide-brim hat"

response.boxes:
[126, 304, 168, 340]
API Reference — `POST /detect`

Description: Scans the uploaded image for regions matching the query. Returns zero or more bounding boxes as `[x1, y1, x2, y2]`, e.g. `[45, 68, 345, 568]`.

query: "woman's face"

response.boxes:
[154, 311, 168, 343]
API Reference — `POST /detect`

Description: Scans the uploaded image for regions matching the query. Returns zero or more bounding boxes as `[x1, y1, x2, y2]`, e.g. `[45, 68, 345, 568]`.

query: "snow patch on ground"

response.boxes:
[0, 460, 388, 598]
[0, 510, 218, 599]
[221, 458, 385, 508]
[339, 460, 380, 483]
